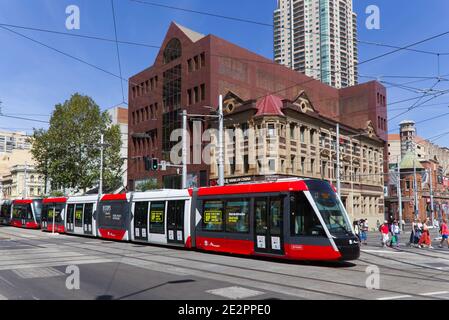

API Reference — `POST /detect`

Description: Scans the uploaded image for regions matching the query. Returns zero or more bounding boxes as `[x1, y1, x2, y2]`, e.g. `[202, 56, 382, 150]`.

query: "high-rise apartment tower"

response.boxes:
[273, 0, 358, 88]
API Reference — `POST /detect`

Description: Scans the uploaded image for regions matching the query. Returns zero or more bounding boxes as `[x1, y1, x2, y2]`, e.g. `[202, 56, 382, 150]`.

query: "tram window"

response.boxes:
[1, 204, 9, 217]
[75, 204, 83, 227]
[290, 192, 325, 237]
[84, 203, 93, 224]
[270, 198, 282, 236]
[255, 200, 267, 234]
[203, 200, 224, 232]
[34, 201, 42, 221]
[66, 204, 75, 223]
[167, 200, 185, 229]
[55, 204, 64, 223]
[26, 205, 33, 220]
[135, 202, 149, 227]
[225, 199, 249, 233]
[12, 206, 22, 219]
[41, 205, 49, 222]
[150, 201, 165, 234]
[47, 205, 54, 221]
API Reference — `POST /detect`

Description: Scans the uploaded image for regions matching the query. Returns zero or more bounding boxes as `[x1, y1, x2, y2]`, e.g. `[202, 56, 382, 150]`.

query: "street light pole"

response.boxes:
[336, 123, 341, 197]
[429, 167, 435, 226]
[99, 134, 104, 195]
[182, 110, 188, 189]
[397, 156, 403, 230]
[413, 158, 418, 219]
[218, 95, 225, 186]
[23, 161, 27, 199]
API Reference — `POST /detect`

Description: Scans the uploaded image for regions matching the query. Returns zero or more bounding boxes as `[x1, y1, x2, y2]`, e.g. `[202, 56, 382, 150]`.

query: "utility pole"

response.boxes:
[413, 158, 418, 219]
[99, 134, 104, 195]
[182, 110, 187, 189]
[429, 167, 435, 226]
[23, 161, 27, 199]
[336, 123, 341, 197]
[397, 156, 403, 230]
[218, 95, 225, 187]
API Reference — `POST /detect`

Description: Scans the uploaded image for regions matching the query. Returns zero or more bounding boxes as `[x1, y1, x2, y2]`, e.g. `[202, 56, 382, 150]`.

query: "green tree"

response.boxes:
[135, 179, 160, 192]
[31, 93, 124, 194]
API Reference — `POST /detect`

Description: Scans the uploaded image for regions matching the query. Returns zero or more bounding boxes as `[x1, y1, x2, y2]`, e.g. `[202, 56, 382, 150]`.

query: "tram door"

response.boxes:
[167, 200, 185, 245]
[134, 202, 148, 241]
[66, 204, 75, 232]
[83, 203, 93, 235]
[254, 197, 284, 254]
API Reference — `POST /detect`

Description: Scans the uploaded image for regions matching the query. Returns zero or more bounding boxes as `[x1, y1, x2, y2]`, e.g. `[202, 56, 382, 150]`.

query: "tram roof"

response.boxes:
[13, 198, 42, 204]
[197, 180, 308, 196]
[43, 197, 68, 204]
[132, 189, 190, 200]
[66, 195, 99, 203]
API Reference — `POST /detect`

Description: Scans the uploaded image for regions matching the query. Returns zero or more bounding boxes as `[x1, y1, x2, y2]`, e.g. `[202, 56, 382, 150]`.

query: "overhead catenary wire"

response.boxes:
[110, 0, 126, 104]
[2, 4, 449, 146]
[1, 19, 448, 111]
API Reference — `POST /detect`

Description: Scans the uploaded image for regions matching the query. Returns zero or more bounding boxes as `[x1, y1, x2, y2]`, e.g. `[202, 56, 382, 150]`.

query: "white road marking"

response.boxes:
[0, 275, 16, 288]
[206, 286, 264, 299]
[13, 267, 65, 279]
[377, 295, 412, 300]
[362, 250, 406, 254]
[0, 294, 8, 300]
[421, 291, 449, 296]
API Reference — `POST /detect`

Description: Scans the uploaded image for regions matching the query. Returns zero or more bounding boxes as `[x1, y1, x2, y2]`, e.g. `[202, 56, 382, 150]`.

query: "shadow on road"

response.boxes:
[100, 279, 196, 300]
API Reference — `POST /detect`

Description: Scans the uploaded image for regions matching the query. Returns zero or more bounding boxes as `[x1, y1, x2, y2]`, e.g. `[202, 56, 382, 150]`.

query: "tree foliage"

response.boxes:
[31, 93, 124, 194]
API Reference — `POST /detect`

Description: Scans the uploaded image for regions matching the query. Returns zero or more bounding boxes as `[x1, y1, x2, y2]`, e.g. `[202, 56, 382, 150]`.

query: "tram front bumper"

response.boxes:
[334, 237, 361, 261]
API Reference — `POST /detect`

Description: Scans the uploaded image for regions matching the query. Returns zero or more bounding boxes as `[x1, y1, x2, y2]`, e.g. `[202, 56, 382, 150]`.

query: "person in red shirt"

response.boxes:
[439, 219, 449, 248]
[380, 221, 390, 248]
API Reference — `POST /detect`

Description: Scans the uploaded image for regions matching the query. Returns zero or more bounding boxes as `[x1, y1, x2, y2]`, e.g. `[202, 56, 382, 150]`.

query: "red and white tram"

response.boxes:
[42, 197, 67, 233]
[130, 189, 191, 246]
[65, 195, 97, 237]
[0, 200, 12, 225]
[10, 199, 43, 229]
[96, 194, 131, 241]
[8, 179, 360, 261]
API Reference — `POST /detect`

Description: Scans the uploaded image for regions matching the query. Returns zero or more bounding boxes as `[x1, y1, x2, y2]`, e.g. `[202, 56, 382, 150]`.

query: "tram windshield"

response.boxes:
[305, 180, 353, 235]
[12, 204, 33, 220]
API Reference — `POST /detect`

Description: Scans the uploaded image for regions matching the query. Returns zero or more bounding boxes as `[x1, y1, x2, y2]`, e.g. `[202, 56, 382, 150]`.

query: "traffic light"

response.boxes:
[151, 158, 159, 171]
[144, 156, 151, 171]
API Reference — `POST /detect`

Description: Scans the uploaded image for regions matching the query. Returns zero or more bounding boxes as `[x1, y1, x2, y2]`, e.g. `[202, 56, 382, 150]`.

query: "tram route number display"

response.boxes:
[150, 210, 164, 222]
[227, 212, 245, 223]
[204, 210, 222, 224]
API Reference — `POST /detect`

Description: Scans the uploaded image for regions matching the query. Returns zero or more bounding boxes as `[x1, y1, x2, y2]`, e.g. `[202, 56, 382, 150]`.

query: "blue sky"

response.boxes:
[0, 0, 449, 145]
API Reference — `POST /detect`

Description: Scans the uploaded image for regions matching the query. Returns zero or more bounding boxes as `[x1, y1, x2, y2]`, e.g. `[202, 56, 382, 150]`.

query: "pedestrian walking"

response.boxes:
[439, 219, 449, 248]
[409, 219, 421, 247]
[418, 218, 433, 249]
[360, 219, 368, 245]
[390, 220, 401, 247]
[380, 221, 389, 248]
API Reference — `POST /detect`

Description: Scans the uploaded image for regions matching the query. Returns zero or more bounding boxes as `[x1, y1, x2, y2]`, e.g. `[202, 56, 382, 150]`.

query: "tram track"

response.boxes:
[1, 228, 448, 300]
[359, 250, 449, 282]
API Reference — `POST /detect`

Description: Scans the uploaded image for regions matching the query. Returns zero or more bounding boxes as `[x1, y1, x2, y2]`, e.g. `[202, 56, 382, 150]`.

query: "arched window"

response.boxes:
[163, 38, 182, 64]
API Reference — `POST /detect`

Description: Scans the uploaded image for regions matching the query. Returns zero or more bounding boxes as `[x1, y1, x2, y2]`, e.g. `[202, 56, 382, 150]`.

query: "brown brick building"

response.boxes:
[127, 22, 388, 194]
